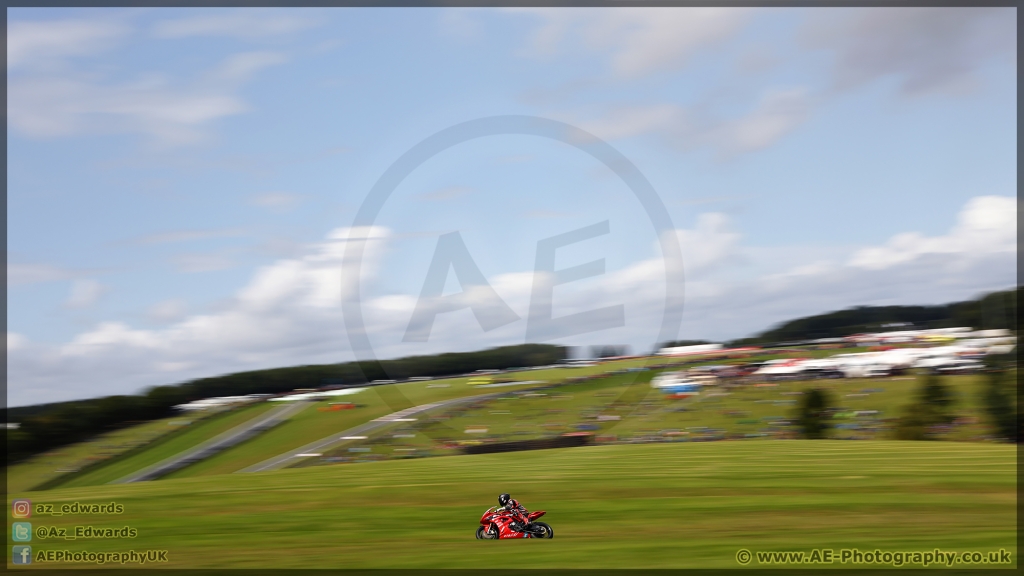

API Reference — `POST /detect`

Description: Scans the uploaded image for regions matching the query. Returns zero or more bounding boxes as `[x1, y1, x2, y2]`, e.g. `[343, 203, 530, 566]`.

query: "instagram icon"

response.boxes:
[12, 499, 31, 518]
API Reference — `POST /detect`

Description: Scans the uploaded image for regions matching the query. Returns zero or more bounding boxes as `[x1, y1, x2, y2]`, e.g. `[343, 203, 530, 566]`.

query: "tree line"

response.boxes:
[795, 354, 1018, 443]
[5, 343, 568, 464]
[728, 287, 1019, 346]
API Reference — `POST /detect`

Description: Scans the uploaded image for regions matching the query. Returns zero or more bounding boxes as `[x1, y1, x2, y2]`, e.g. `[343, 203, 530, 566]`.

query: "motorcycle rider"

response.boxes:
[497, 493, 529, 532]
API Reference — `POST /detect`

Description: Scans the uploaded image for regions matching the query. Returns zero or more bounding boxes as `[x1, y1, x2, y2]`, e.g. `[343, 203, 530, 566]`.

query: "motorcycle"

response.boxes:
[475, 506, 553, 539]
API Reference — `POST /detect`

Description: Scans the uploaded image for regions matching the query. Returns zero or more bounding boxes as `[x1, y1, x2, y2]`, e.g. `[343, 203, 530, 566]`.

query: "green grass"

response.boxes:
[6, 417, 198, 494]
[7, 360, 644, 489]
[6, 441, 1015, 568]
[306, 372, 999, 463]
[8, 353, 997, 490]
[161, 377, 554, 478]
[161, 395, 393, 478]
[160, 362, 656, 479]
[49, 402, 277, 489]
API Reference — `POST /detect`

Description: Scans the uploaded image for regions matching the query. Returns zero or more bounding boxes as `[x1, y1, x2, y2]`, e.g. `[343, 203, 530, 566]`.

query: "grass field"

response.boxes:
[161, 375, 564, 479]
[6, 416, 200, 494]
[299, 372, 1000, 465]
[160, 394, 393, 479]
[139, 359, 662, 480]
[7, 359, 651, 490]
[443, 372, 997, 442]
[15, 355, 1004, 487]
[6, 441, 1015, 568]
[50, 401, 277, 489]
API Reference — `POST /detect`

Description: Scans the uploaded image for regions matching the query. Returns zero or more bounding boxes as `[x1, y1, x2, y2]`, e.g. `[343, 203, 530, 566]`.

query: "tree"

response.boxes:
[894, 372, 956, 440]
[725, 286, 1020, 345]
[796, 388, 832, 439]
[893, 403, 933, 441]
[981, 353, 1018, 443]
[917, 372, 955, 425]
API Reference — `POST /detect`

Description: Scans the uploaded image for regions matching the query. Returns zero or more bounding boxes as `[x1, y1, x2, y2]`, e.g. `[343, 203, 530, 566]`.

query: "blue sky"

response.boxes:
[7, 7, 1017, 406]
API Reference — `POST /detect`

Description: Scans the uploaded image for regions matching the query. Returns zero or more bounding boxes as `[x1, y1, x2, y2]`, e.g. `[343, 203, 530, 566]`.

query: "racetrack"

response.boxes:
[111, 401, 311, 483]
[237, 390, 521, 473]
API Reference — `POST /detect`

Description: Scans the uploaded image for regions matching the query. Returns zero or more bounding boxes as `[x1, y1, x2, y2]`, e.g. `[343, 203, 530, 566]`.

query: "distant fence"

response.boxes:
[460, 434, 593, 455]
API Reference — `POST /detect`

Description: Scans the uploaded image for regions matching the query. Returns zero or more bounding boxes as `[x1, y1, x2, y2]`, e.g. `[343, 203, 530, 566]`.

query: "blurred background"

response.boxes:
[5, 7, 1017, 569]
[7, 7, 1016, 408]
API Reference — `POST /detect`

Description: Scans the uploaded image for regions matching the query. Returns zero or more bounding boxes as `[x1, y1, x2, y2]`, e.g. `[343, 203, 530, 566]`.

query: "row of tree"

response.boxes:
[795, 355, 1018, 443]
[6, 343, 568, 464]
[730, 287, 1019, 346]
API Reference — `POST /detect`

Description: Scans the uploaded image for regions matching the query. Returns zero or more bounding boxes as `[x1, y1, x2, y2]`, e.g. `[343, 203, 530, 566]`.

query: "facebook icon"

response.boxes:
[13, 545, 32, 565]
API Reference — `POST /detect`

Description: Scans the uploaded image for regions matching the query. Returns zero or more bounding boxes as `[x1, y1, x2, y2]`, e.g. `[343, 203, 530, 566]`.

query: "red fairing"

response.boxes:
[527, 511, 546, 520]
[478, 507, 537, 539]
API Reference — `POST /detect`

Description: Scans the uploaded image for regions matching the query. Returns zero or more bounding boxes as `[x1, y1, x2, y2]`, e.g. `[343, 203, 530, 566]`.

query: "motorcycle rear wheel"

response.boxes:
[532, 522, 553, 539]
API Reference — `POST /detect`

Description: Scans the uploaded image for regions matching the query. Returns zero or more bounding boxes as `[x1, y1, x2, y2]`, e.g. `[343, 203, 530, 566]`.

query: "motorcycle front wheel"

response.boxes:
[531, 522, 553, 539]
[476, 526, 498, 540]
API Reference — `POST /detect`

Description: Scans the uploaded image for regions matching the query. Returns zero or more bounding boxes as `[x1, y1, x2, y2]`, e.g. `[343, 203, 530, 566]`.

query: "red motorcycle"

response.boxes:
[476, 506, 553, 539]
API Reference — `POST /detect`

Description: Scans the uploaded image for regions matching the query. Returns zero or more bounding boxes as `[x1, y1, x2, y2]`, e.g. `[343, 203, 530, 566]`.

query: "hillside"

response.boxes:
[6, 343, 569, 464]
[730, 287, 1019, 345]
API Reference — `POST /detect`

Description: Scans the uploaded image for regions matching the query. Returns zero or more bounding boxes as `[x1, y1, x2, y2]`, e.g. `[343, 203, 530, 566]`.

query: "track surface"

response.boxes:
[112, 401, 311, 483]
[237, 391, 511, 473]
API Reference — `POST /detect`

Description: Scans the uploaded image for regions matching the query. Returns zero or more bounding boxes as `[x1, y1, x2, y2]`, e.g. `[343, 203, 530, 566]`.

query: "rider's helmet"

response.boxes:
[498, 493, 512, 508]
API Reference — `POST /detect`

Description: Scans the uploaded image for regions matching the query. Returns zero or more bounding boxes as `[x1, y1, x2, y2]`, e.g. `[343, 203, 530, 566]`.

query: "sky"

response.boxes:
[6, 7, 1018, 407]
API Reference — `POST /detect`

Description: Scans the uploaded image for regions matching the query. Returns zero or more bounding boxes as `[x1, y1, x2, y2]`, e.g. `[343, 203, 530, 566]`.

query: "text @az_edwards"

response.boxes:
[34, 525, 138, 540]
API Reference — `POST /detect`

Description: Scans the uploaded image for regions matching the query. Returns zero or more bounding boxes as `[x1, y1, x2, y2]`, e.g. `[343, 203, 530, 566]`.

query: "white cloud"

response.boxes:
[849, 195, 1017, 270]
[709, 88, 812, 156]
[210, 51, 288, 83]
[9, 74, 244, 144]
[7, 262, 77, 285]
[566, 87, 812, 157]
[8, 332, 28, 352]
[6, 197, 1016, 406]
[7, 226, 391, 406]
[147, 299, 188, 323]
[804, 8, 1016, 97]
[152, 12, 318, 39]
[578, 104, 684, 141]
[673, 212, 742, 275]
[509, 8, 751, 78]
[7, 18, 128, 70]
[680, 196, 1018, 341]
[251, 192, 301, 209]
[8, 38, 286, 144]
[64, 321, 163, 354]
[65, 279, 106, 309]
